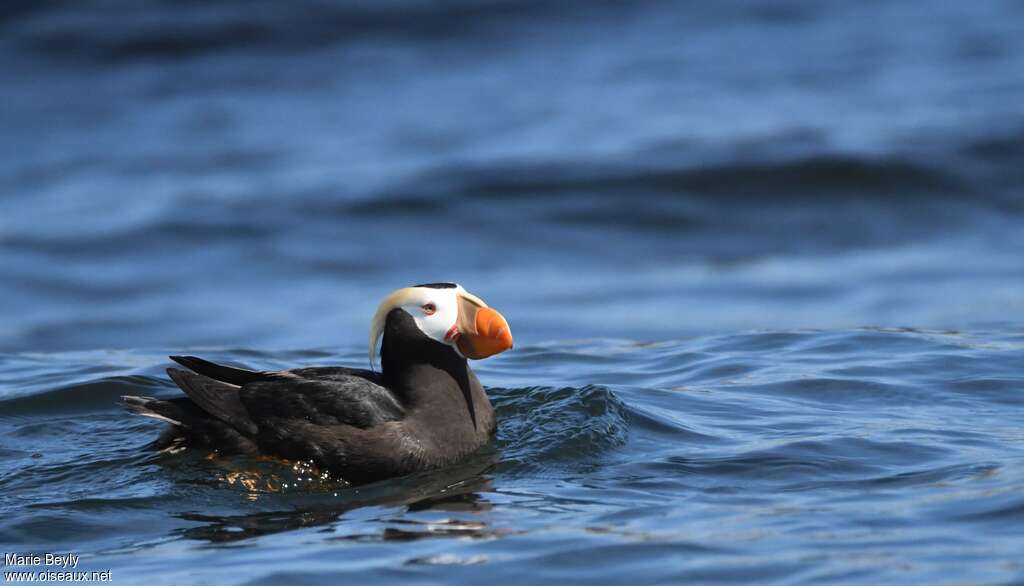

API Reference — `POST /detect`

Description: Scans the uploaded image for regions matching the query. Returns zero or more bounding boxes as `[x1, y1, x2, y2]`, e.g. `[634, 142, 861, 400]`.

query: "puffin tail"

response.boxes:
[122, 395, 187, 427]
[122, 393, 260, 455]
[165, 368, 259, 436]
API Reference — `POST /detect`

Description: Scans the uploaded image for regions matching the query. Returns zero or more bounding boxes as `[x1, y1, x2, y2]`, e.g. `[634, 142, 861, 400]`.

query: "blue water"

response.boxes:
[1, 1, 1023, 583]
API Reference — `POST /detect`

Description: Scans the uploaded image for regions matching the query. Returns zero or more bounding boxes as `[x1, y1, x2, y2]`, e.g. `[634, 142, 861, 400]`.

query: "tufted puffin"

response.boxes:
[122, 283, 513, 485]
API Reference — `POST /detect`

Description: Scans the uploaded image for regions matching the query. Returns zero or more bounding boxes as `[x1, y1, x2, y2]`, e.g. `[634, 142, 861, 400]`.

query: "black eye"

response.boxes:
[422, 303, 436, 316]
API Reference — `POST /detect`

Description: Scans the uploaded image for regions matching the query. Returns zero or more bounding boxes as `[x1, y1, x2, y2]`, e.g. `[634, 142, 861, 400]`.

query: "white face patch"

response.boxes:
[401, 287, 459, 347]
[369, 283, 486, 369]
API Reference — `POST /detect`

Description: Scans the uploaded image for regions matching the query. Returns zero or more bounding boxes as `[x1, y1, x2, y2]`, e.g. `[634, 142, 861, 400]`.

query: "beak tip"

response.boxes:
[462, 306, 513, 359]
[499, 329, 513, 352]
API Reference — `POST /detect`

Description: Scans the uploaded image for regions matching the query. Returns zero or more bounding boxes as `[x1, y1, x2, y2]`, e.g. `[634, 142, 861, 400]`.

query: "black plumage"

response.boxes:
[123, 308, 497, 485]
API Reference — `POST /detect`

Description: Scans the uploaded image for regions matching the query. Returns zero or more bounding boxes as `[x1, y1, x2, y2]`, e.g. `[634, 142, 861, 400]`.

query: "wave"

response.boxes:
[7, 0, 613, 65]
[0, 375, 171, 414]
[491, 385, 629, 474]
[345, 152, 1012, 222]
[433, 155, 967, 200]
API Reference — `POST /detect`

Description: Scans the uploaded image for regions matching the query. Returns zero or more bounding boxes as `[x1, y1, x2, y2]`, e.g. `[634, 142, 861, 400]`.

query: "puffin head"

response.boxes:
[369, 283, 513, 369]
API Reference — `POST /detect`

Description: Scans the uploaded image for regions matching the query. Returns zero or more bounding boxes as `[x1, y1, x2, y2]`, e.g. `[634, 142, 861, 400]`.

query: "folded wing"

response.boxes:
[124, 356, 405, 447]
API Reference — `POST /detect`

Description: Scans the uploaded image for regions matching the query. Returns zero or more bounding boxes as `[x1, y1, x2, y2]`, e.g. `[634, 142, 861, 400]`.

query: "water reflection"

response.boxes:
[175, 454, 498, 543]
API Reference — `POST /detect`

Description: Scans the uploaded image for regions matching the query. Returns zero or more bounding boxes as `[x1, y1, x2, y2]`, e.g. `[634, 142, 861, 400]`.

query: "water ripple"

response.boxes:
[1, 329, 1023, 583]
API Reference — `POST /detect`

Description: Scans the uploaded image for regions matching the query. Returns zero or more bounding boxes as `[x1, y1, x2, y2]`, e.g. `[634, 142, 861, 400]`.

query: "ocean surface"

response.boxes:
[1, 1, 1023, 584]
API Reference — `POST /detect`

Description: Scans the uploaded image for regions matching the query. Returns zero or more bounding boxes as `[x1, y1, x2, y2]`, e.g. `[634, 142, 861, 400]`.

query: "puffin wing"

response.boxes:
[170, 355, 273, 386]
[168, 357, 403, 428]
[238, 371, 404, 430]
[169, 355, 385, 388]
[125, 357, 405, 459]
[166, 368, 259, 435]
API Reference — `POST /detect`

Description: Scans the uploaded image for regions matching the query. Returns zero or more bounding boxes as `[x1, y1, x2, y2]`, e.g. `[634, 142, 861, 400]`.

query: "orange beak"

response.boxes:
[451, 301, 513, 360]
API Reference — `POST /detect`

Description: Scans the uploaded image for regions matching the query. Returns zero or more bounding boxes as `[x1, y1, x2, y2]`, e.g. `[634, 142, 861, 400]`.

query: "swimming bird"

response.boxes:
[122, 283, 513, 485]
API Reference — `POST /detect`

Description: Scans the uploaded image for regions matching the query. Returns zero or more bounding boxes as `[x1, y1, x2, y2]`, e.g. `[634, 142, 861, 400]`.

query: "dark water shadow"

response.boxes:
[174, 453, 498, 544]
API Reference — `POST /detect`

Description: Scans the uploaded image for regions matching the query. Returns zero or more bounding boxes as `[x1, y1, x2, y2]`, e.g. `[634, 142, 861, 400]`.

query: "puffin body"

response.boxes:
[123, 283, 513, 485]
